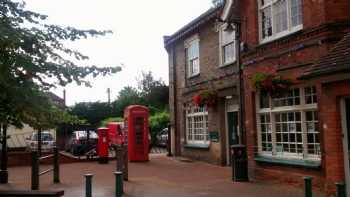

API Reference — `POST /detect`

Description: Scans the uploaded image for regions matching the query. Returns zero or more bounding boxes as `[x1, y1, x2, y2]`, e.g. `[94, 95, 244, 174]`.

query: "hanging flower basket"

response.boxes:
[252, 73, 292, 98]
[192, 90, 218, 107]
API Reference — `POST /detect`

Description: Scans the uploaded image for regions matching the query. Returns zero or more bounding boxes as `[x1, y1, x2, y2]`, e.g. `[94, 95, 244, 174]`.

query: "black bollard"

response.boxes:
[304, 176, 313, 197]
[336, 182, 346, 197]
[53, 147, 60, 183]
[84, 174, 93, 197]
[114, 171, 123, 197]
[31, 151, 39, 190]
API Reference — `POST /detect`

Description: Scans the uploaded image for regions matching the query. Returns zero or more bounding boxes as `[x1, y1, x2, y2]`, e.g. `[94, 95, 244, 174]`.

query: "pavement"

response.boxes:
[0, 154, 325, 197]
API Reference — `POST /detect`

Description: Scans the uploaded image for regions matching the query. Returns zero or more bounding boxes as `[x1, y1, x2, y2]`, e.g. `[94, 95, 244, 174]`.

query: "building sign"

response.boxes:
[209, 131, 220, 142]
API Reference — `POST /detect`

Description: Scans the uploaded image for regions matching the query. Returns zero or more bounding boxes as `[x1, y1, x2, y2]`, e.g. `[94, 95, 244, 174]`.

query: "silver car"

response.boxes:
[26, 131, 56, 152]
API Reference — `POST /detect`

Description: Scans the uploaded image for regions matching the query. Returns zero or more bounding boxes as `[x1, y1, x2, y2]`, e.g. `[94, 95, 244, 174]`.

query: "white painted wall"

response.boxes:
[6, 124, 56, 148]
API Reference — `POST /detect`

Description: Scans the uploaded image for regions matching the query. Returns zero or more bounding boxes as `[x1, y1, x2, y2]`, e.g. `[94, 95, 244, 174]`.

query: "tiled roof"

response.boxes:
[300, 32, 350, 79]
[164, 5, 223, 48]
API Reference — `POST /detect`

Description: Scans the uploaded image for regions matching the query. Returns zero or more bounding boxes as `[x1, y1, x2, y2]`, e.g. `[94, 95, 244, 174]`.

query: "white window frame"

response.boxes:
[184, 35, 200, 77]
[258, 0, 303, 44]
[256, 86, 320, 161]
[219, 24, 236, 67]
[186, 105, 209, 145]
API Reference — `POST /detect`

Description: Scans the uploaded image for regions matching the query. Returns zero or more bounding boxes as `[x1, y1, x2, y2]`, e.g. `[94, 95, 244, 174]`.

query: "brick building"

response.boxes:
[165, 0, 350, 195]
[164, 6, 241, 165]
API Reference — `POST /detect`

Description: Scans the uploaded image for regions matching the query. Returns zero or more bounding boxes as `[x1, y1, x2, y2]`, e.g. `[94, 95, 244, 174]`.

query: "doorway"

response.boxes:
[342, 98, 350, 196]
[226, 111, 239, 165]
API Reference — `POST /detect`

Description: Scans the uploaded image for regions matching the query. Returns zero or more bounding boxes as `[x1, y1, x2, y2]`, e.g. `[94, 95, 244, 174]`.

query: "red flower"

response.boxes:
[192, 95, 202, 106]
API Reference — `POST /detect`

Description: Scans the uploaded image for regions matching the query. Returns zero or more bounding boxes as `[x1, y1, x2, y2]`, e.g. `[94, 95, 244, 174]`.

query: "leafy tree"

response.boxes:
[112, 86, 144, 117]
[0, 0, 121, 129]
[136, 71, 169, 112]
[70, 102, 111, 127]
[0, 0, 120, 182]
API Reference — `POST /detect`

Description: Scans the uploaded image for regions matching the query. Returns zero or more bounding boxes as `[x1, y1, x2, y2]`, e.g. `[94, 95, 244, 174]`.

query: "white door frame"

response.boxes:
[225, 99, 239, 165]
[341, 98, 350, 196]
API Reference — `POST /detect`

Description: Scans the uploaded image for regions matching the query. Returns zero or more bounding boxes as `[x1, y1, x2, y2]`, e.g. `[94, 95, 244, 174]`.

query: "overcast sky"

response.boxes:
[24, 0, 213, 106]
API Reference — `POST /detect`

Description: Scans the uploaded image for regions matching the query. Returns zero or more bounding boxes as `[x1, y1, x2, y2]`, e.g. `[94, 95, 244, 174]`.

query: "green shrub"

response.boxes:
[99, 117, 124, 127]
[149, 111, 170, 145]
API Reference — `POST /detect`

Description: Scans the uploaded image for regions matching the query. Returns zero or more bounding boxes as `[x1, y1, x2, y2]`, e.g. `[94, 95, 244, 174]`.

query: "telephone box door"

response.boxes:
[125, 105, 149, 162]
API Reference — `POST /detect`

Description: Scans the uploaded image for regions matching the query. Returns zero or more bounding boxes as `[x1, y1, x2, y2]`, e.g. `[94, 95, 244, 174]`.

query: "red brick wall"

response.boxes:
[239, 0, 350, 195]
[318, 79, 350, 195]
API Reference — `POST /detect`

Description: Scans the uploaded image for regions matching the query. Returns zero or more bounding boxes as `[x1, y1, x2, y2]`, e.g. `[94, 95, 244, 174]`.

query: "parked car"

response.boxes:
[156, 128, 168, 147]
[66, 130, 98, 156]
[26, 131, 56, 152]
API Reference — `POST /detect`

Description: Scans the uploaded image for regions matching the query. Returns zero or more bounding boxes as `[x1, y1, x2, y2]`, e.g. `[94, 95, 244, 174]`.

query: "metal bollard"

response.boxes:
[84, 174, 93, 197]
[116, 145, 123, 172]
[31, 151, 39, 190]
[123, 145, 128, 181]
[304, 176, 313, 197]
[53, 147, 60, 183]
[336, 182, 346, 197]
[114, 171, 123, 197]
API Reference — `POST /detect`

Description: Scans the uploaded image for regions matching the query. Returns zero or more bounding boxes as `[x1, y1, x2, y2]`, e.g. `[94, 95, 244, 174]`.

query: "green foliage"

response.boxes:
[70, 102, 111, 127]
[100, 117, 124, 127]
[251, 72, 270, 89]
[0, 0, 121, 129]
[251, 73, 293, 98]
[136, 71, 169, 113]
[112, 86, 144, 117]
[72, 72, 169, 129]
[149, 111, 170, 145]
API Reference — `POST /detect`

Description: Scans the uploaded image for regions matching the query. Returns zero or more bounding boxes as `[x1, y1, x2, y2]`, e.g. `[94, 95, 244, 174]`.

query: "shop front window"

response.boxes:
[186, 106, 209, 145]
[257, 86, 320, 160]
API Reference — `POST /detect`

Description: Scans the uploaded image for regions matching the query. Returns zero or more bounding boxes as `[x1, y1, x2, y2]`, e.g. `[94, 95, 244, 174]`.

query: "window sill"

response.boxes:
[255, 155, 321, 169]
[259, 25, 303, 45]
[184, 143, 210, 150]
[219, 61, 236, 68]
[188, 73, 200, 79]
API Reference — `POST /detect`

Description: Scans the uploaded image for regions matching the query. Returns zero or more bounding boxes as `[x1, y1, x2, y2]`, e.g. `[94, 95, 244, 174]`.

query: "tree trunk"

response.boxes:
[0, 123, 8, 184]
[38, 128, 42, 157]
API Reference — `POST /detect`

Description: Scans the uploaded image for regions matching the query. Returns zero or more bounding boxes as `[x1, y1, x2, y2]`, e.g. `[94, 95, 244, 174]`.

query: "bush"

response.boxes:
[149, 111, 170, 145]
[99, 117, 124, 127]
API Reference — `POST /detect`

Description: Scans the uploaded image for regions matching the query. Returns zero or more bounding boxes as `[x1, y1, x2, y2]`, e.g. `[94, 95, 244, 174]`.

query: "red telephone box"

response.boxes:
[124, 105, 149, 162]
[107, 122, 124, 145]
[97, 128, 109, 164]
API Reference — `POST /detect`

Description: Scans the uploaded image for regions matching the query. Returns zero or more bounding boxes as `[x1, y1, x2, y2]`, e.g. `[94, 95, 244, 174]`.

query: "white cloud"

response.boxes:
[24, 0, 212, 105]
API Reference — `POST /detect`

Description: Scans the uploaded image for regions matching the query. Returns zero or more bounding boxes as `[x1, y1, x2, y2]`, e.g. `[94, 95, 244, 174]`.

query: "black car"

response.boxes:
[66, 130, 98, 156]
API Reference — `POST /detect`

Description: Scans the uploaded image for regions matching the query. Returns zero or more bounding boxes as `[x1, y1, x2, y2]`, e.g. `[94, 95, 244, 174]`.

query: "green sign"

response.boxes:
[209, 131, 219, 142]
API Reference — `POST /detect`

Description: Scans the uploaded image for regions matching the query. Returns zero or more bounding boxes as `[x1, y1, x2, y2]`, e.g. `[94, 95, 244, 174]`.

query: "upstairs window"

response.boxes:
[219, 24, 236, 66]
[259, 0, 303, 43]
[185, 36, 200, 77]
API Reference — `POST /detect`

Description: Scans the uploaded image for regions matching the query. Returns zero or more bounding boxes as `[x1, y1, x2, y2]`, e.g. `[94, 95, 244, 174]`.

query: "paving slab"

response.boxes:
[0, 154, 325, 197]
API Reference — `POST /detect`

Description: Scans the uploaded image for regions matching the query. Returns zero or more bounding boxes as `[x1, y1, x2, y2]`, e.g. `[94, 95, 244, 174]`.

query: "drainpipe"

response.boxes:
[236, 22, 245, 145]
[170, 44, 178, 156]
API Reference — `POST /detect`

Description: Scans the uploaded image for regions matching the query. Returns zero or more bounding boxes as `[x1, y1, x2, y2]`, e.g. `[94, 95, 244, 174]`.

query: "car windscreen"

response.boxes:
[32, 133, 53, 141]
[74, 131, 98, 139]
